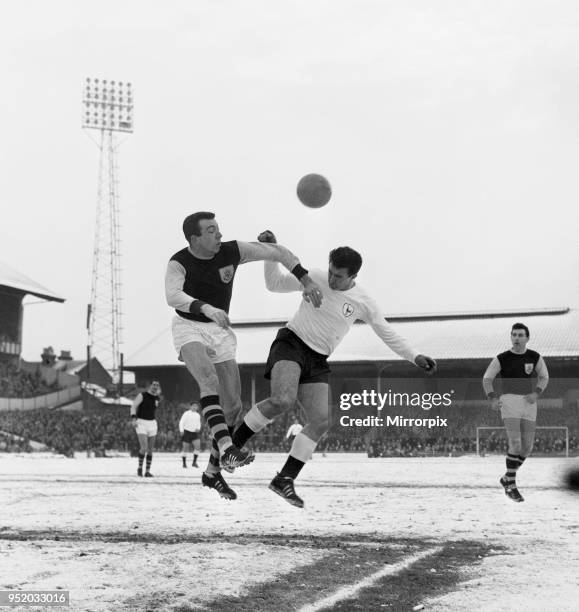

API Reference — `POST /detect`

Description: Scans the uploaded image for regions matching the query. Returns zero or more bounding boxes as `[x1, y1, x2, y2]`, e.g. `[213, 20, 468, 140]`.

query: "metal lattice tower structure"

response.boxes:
[82, 78, 133, 378]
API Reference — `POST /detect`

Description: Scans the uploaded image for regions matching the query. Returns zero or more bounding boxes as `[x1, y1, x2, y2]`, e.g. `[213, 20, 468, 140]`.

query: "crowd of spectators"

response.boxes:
[0, 408, 133, 456]
[363, 431, 577, 457]
[0, 399, 577, 457]
[0, 431, 32, 453]
[478, 430, 575, 456]
[0, 361, 60, 398]
[366, 436, 476, 457]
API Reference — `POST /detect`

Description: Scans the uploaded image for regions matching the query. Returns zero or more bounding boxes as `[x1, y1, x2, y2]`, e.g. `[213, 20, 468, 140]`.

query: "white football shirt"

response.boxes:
[179, 410, 201, 433]
[264, 264, 418, 362]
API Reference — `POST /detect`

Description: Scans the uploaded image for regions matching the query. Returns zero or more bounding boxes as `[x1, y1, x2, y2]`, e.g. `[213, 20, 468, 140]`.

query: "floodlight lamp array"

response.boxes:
[82, 77, 134, 132]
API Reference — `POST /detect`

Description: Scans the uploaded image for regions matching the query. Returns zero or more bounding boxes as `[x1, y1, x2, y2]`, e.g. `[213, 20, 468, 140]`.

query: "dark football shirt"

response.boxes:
[136, 392, 160, 420]
[496, 349, 541, 395]
[169, 241, 241, 323]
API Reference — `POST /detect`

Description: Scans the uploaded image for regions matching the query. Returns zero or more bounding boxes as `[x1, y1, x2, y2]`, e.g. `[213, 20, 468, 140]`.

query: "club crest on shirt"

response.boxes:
[219, 265, 234, 284]
[342, 303, 354, 317]
[524, 363, 534, 375]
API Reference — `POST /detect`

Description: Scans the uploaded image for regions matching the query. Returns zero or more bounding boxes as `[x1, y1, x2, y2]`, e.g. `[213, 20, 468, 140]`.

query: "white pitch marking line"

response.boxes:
[299, 546, 443, 612]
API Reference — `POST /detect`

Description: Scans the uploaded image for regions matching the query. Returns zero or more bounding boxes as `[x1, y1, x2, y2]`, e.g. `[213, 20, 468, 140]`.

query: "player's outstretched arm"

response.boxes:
[414, 354, 438, 375]
[258, 230, 302, 293]
[253, 230, 323, 307]
[362, 296, 436, 372]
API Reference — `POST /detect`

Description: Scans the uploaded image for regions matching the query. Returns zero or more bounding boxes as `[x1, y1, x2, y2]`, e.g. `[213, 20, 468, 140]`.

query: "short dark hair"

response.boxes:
[329, 246, 363, 276]
[182, 212, 215, 242]
[511, 323, 530, 337]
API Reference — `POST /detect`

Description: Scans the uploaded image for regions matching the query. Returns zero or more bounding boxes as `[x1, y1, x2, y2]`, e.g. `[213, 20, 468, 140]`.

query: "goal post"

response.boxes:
[476, 426, 569, 457]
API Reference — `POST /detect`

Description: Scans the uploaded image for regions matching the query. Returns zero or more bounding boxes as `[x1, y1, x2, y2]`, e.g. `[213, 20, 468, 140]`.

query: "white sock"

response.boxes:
[290, 432, 317, 462]
[244, 405, 271, 432]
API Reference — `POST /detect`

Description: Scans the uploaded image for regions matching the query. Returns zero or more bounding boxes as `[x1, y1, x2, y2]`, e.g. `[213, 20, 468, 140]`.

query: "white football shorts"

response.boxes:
[500, 394, 537, 422]
[172, 315, 237, 364]
[135, 419, 158, 437]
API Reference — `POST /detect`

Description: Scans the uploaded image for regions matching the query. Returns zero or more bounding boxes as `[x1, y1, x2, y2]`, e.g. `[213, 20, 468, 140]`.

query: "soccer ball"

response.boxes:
[296, 174, 332, 208]
[563, 467, 579, 492]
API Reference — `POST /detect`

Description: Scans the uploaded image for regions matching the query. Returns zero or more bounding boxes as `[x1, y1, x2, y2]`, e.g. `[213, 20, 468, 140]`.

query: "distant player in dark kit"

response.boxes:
[131, 381, 162, 477]
[483, 323, 549, 502]
[232, 231, 437, 507]
[179, 401, 202, 468]
[165, 212, 322, 500]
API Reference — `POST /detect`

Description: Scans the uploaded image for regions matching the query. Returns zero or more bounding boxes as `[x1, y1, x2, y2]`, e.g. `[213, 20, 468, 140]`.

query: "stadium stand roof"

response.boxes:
[124, 307, 579, 368]
[51, 360, 86, 374]
[0, 261, 64, 302]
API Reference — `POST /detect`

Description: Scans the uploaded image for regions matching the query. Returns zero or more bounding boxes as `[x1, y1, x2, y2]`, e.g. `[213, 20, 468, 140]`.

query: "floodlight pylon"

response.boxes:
[82, 78, 133, 379]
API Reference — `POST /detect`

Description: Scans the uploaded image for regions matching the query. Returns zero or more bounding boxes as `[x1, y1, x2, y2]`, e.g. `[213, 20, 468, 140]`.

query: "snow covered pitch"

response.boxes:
[1, 453, 578, 611]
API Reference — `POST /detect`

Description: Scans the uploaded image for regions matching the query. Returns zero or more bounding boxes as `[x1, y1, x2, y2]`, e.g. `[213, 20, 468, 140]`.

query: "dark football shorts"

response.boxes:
[181, 430, 200, 443]
[264, 328, 330, 384]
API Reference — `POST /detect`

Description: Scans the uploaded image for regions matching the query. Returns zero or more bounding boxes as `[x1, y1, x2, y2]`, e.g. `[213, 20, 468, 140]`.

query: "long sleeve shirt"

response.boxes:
[265, 264, 419, 362]
[165, 241, 303, 323]
[482, 350, 549, 396]
[179, 410, 201, 433]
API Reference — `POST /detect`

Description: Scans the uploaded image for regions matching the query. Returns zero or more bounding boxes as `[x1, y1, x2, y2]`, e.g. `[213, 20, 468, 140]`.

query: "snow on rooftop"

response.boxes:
[125, 308, 579, 368]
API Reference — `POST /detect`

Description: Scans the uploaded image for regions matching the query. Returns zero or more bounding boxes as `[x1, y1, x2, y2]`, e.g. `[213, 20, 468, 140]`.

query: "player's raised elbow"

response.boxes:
[165, 295, 181, 309]
[264, 277, 281, 292]
[264, 268, 285, 292]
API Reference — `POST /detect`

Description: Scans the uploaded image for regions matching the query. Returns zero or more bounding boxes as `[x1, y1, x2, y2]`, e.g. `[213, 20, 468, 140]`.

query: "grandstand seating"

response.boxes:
[0, 400, 576, 456]
[0, 361, 61, 398]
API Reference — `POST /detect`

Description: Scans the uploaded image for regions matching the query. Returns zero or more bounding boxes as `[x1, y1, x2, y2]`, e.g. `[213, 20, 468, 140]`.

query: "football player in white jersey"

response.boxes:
[232, 231, 437, 507]
[179, 401, 202, 468]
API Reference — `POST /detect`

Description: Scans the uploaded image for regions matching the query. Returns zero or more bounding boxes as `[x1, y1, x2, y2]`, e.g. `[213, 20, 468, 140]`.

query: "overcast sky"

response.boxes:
[2, 0, 579, 364]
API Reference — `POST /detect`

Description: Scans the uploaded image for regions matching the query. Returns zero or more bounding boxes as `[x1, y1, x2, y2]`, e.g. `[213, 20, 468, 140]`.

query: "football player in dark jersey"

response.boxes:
[130, 381, 162, 477]
[483, 323, 549, 502]
[165, 212, 322, 500]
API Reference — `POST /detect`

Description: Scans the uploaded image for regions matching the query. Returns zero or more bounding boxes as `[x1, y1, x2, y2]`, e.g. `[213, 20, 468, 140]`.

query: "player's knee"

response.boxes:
[198, 371, 220, 395]
[508, 438, 522, 455]
[520, 440, 533, 457]
[223, 398, 242, 420]
[311, 414, 330, 437]
[269, 393, 297, 415]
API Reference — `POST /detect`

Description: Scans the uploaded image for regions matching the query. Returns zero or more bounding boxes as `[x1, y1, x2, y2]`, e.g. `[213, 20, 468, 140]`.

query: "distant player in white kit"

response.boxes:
[131, 381, 162, 477]
[483, 323, 549, 502]
[179, 401, 202, 468]
[232, 231, 437, 507]
[286, 416, 303, 444]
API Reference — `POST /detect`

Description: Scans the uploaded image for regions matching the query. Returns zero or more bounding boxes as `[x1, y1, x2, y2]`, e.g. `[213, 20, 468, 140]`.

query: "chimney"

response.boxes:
[41, 346, 56, 366]
[59, 350, 73, 361]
